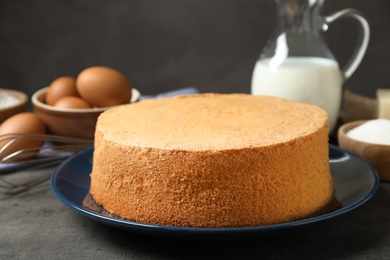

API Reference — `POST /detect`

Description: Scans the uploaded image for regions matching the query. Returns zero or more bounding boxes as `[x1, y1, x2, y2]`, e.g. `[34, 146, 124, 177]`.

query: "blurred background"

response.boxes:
[0, 0, 389, 99]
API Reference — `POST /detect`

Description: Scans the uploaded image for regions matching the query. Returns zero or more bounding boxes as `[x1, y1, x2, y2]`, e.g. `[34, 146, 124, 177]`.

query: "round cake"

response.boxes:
[89, 93, 334, 227]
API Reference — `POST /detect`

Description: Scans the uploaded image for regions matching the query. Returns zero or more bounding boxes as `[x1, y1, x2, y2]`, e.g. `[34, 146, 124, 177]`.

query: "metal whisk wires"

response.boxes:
[0, 134, 92, 195]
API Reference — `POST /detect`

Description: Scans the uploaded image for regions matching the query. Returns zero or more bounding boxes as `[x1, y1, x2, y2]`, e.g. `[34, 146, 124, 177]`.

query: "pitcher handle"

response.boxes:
[324, 9, 370, 80]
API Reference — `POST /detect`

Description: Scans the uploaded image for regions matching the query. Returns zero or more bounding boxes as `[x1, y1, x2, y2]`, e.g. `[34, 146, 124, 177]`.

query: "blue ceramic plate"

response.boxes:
[51, 145, 379, 239]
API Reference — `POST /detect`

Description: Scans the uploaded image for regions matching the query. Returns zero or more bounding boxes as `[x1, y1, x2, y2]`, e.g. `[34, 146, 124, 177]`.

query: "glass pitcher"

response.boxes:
[251, 0, 370, 133]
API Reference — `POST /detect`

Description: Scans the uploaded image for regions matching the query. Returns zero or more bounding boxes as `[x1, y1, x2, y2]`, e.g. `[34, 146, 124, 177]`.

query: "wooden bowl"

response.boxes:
[31, 87, 140, 140]
[338, 120, 390, 181]
[0, 89, 28, 124]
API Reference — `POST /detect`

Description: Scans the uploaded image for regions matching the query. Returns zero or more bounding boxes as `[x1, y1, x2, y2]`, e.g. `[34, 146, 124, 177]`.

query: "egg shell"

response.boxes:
[54, 96, 92, 109]
[46, 76, 79, 106]
[76, 66, 132, 108]
[0, 112, 47, 162]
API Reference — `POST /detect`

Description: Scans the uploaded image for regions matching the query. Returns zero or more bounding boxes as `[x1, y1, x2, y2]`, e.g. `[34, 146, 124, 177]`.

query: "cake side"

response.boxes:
[90, 122, 332, 227]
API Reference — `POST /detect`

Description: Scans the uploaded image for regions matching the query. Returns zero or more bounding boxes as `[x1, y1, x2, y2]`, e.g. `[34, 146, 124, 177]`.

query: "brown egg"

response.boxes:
[54, 96, 92, 109]
[46, 76, 79, 106]
[0, 112, 47, 162]
[76, 66, 132, 108]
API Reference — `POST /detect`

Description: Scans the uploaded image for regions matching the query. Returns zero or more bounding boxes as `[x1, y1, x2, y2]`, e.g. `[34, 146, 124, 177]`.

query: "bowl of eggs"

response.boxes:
[338, 119, 390, 182]
[32, 66, 140, 140]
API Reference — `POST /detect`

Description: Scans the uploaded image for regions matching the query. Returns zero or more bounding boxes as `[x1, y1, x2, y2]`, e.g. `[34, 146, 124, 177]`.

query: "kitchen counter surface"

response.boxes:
[1, 163, 389, 260]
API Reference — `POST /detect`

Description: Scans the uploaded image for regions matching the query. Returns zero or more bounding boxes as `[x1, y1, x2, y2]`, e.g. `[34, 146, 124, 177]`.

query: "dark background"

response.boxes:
[0, 0, 389, 99]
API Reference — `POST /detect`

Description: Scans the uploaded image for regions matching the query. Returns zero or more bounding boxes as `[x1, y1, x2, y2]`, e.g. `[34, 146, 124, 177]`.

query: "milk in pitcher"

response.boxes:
[251, 57, 343, 131]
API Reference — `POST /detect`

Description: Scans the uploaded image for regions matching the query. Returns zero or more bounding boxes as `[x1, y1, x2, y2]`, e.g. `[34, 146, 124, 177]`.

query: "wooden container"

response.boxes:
[338, 120, 390, 181]
[0, 89, 28, 124]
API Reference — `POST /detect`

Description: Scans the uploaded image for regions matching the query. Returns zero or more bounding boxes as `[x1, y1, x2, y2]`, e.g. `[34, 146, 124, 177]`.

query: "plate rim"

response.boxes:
[50, 145, 380, 237]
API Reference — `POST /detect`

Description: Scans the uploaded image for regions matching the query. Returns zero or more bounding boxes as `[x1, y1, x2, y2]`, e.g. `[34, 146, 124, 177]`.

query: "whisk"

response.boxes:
[0, 134, 92, 195]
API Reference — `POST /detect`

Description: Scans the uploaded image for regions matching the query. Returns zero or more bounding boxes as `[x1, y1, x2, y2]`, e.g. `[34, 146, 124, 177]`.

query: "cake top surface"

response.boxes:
[96, 94, 328, 150]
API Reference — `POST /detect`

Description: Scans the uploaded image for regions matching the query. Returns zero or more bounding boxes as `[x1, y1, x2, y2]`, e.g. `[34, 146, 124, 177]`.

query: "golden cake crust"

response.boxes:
[90, 94, 333, 227]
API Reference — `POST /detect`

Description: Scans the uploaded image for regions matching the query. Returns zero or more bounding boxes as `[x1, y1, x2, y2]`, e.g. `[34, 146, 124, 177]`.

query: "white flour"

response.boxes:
[0, 91, 19, 109]
[347, 119, 390, 145]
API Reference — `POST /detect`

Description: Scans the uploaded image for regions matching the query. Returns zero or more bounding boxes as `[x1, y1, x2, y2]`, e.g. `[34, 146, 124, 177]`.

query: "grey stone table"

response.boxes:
[1, 166, 389, 260]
